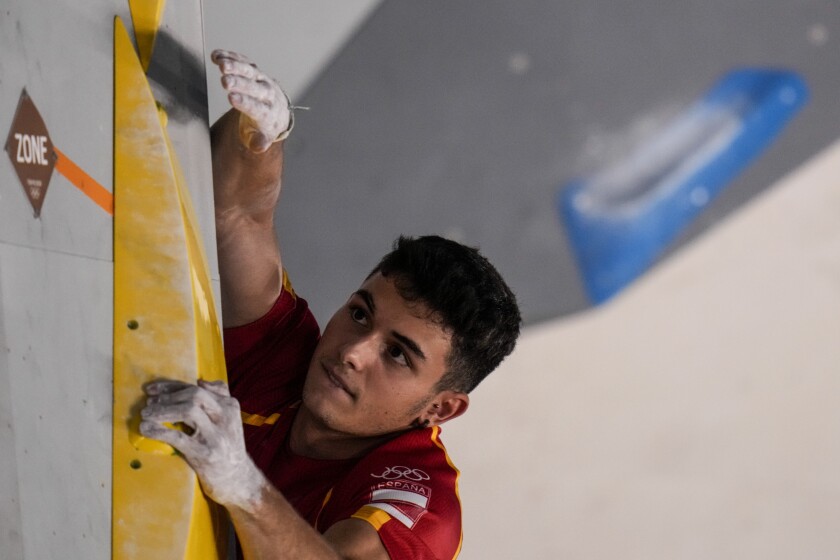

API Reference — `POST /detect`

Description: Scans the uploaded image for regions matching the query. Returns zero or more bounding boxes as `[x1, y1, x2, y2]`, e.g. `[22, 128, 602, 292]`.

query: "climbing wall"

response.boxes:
[0, 1, 220, 558]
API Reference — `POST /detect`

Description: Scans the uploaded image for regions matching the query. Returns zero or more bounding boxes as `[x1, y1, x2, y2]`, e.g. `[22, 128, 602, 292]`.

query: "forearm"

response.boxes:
[229, 483, 343, 560]
[211, 109, 285, 325]
[208, 49, 296, 326]
[211, 108, 284, 223]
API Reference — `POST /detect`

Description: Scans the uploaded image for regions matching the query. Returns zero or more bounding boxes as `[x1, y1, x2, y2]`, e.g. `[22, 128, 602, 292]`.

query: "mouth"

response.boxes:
[323, 362, 355, 399]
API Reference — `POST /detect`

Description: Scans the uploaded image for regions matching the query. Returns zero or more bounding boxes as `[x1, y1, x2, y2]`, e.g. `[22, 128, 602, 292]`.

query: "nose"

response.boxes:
[339, 333, 378, 371]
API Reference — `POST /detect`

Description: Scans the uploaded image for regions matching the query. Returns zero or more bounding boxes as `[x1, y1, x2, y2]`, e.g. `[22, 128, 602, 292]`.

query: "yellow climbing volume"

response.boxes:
[112, 14, 228, 559]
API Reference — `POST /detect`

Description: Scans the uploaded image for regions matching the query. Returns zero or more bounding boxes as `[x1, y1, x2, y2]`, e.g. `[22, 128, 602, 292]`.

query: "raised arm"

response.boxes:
[209, 50, 294, 327]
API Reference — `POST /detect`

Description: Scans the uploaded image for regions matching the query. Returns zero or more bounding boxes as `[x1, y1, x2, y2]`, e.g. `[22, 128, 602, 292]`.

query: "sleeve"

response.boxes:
[320, 428, 463, 560]
[223, 271, 320, 416]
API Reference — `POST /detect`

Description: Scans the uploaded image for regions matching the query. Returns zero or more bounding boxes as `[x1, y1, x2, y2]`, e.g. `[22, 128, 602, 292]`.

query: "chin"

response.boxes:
[300, 384, 347, 430]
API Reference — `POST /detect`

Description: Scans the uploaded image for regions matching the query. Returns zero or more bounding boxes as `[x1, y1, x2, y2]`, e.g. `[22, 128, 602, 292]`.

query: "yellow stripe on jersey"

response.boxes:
[352, 505, 393, 531]
[240, 411, 281, 426]
[282, 268, 296, 299]
[430, 426, 464, 560]
[313, 487, 335, 531]
[237, 271, 294, 429]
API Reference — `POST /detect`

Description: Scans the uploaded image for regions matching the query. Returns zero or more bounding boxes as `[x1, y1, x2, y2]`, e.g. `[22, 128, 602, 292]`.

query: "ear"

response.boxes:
[425, 391, 470, 427]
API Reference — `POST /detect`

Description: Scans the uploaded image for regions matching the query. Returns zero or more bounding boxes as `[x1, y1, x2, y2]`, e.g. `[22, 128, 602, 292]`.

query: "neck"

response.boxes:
[289, 406, 401, 460]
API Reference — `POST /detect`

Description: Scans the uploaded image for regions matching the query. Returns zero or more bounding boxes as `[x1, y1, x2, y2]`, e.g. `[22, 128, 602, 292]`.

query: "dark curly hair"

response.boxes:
[369, 235, 521, 393]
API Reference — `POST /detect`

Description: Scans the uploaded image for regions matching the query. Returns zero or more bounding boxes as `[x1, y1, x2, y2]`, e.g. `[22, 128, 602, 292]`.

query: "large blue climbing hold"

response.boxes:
[558, 68, 808, 304]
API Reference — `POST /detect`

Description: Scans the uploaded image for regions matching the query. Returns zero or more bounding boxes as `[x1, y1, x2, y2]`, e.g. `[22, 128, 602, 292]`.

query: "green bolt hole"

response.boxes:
[129, 459, 142, 470]
[127, 320, 139, 330]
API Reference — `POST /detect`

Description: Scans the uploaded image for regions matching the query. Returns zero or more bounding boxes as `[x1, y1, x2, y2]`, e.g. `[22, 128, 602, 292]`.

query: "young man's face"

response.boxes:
[302, 272, 454, 437]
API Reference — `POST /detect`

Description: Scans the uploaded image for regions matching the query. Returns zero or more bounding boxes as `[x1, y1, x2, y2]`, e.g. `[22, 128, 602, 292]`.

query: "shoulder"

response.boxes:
[363, 426, 460, 492]
[323, 427, 463, 560]
[224, 271, 319, 364]
[224, 272, 320, 414]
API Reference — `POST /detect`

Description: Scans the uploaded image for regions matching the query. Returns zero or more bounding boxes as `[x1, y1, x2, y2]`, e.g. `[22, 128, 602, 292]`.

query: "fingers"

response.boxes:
[211, 50, 274, 104]
[139, 381, 240, 460]
[229, 93, 273, 123]
[211, 49, 254, 67]
[145, 382, 231, 421]
[141, 403, 216, 449]
[217, 59, 262, 83]
[145, 379, 235, 402]
[139, 419, 198, 453]
[210, 48, 293, 152]
[144, 379, 191, 396]
[222, 74, 274, 103]
[137, 376, 256, 508]
[243, 131, 272, 154]
[199, 379, 231, 397]
[141, 400, 214, 428]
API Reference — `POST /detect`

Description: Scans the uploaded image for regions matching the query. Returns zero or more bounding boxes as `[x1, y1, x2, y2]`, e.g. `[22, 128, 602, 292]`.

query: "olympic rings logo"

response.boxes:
[371, 466, 431, 481]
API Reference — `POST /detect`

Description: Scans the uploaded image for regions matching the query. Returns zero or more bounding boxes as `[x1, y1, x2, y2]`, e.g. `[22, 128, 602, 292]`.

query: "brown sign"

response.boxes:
[4, 89, 57, 217]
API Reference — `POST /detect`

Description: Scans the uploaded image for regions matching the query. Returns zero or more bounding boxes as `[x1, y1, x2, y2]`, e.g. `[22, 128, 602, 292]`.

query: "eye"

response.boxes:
[387, 345, 409, 367]
[349, 306, 368, 325]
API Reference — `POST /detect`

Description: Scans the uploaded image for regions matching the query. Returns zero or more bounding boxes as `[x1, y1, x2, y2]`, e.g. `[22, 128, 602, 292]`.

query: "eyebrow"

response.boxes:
[354, 289, 427, 362]
[355, 289, 376, 314]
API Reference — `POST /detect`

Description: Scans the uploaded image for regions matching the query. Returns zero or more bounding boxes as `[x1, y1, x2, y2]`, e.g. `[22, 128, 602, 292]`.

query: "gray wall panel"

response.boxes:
[1, 2, 218, 558]
[0, 271, 24, 560]
[0, 244, 112, 559]
[276, 0, 839, 324]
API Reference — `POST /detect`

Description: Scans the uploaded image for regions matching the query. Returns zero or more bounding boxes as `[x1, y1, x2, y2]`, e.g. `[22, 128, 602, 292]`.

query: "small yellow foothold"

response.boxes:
[156, 102, 168, 129]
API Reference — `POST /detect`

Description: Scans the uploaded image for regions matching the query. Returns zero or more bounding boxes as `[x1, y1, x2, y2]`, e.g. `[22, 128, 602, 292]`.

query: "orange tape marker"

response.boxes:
[53, 146, 114, 215]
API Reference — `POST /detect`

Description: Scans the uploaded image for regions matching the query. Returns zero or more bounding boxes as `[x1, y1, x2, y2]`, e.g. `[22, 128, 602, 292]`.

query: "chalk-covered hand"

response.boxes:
[211, 49, 293, 153]
[139, 379, 266, 512]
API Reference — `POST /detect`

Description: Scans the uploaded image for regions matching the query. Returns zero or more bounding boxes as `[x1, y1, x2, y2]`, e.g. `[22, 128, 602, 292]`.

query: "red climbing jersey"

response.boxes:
[224, 275, 463, 559]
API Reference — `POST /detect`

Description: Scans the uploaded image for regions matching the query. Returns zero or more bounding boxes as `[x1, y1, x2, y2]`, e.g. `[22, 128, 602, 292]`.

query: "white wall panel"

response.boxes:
[447, 140, 840, 559]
